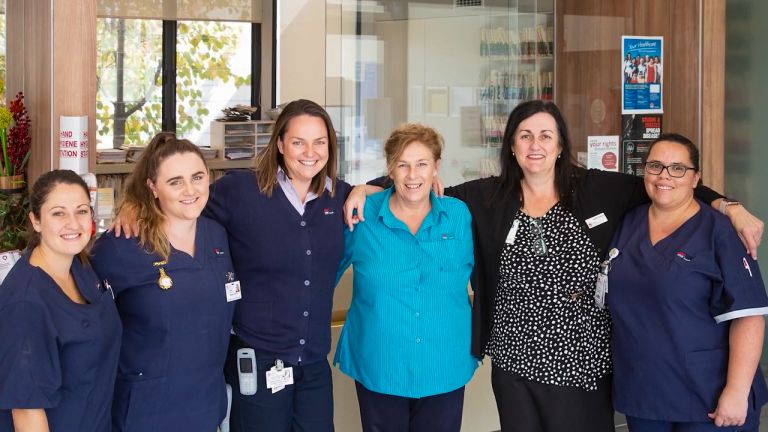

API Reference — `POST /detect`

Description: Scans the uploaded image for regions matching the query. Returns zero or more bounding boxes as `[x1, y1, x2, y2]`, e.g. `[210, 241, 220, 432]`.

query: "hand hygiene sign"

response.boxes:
[59, 116, 89, 174]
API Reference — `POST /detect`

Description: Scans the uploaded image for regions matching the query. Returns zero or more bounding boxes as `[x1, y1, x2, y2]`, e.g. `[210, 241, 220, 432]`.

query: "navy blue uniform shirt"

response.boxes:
[609, 202, 768, 423]
[0, 255, 121, 432]
[205, 170, 352, 364]
[91, 216, 236, 432]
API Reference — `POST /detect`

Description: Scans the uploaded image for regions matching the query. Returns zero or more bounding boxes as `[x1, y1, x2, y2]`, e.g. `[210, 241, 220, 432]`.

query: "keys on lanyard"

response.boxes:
[595, 248, 620, 309]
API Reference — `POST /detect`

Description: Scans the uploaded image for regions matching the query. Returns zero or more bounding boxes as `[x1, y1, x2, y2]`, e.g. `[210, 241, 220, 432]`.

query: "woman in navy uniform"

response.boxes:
[0, 170, 121, 431]
[115, 100, 352, 431]
[91, 133, 237, 431]
[608, 133, 768, 431]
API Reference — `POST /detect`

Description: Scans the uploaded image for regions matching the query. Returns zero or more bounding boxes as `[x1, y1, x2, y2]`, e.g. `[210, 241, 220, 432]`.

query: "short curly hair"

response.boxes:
[384, 123, 443, 174]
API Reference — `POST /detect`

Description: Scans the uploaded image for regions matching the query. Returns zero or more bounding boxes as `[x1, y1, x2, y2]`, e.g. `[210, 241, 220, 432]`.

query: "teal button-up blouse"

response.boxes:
[334, 187, 478, 398]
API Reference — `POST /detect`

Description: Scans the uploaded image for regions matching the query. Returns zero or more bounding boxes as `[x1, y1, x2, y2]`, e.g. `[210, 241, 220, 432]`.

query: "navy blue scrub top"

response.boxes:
[90, 216, 237, 432]
[609, 202, 768, 422]
[0, 254, 122, 432]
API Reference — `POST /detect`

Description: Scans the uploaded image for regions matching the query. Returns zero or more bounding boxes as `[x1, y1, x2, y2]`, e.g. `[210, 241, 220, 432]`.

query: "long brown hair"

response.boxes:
[26, 169, 93, 263]
[254, 99, 338, 197]
[119, 132, 207, 260]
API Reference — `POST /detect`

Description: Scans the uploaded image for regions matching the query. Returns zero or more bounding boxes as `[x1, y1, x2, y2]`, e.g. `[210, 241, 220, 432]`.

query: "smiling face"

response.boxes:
[30, 183, 93, 259]
[513, 112, 562, 179]
[277, 114, 329, 187]
[147, 151, 209, 225]
[389, 141, 440, 207]
[644, 140, 700, 210]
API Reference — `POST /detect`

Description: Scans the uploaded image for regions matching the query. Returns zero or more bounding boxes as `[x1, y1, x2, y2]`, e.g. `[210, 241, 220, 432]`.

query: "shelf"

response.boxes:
[477, 2, 555, 154]
[211, 120, 274, 162]
[94, 158, 255, 175]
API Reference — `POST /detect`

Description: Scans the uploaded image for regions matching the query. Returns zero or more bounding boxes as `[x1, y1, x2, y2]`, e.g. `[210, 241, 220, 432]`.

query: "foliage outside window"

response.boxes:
[96, 18, 162, 149]
[96, 19, 252, 149]
[176, 21, 251, 147]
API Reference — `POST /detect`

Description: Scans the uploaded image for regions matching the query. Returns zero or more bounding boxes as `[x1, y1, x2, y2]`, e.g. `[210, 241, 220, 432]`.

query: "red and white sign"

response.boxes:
[59, 116, 89, 174]
[587, 135, 620, 172]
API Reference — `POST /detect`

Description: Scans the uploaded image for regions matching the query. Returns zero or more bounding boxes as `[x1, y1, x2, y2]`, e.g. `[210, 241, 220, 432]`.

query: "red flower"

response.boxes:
[6, 92, 31, 176]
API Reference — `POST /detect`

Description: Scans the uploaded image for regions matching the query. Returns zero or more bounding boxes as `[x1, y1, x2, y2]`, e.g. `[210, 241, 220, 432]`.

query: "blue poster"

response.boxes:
[621, 36, 663, 114]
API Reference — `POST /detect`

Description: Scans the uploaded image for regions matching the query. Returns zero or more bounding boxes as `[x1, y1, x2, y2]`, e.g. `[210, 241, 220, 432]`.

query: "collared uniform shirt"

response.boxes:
[276, 166, 333, 216]
[334, 188, 478, 398]
[90, 217, 236, 432]
[609, 202, 768, 422]
[205, 170, 352, 365]
[0, 255, 122, 432]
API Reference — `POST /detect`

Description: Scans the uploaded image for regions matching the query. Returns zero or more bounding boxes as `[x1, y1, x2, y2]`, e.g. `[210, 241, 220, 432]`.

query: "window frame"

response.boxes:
[98, 18, 262, 149]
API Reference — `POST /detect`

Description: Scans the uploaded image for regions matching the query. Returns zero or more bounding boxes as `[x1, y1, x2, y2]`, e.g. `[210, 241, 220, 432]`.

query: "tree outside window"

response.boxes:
[96, 18, 252, 149]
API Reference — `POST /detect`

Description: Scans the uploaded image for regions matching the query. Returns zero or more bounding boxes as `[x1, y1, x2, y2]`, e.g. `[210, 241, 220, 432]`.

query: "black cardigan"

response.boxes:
[441, 168, 723, 357]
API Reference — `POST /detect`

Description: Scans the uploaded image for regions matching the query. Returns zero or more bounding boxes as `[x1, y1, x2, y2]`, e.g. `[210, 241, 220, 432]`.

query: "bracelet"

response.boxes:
[719, 199, 741, 215]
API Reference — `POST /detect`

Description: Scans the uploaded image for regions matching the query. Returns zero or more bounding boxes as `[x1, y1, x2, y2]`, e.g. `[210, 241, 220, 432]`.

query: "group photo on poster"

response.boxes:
[622, 36, 663, 114]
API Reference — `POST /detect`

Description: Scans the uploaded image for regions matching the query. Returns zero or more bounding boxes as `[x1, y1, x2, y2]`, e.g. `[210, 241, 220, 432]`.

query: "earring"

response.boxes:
[557, 153, 561, 159]
[512, 151, 515, 156]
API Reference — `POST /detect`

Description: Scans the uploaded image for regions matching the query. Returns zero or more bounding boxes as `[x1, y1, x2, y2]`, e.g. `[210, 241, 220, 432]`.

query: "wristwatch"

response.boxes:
[718, 198, 741, 215]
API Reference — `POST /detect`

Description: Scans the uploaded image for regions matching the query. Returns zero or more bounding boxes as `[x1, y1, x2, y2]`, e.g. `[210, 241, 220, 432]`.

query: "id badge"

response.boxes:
[226, 281, 242, 302]
[594, 273, 607, 309]
[266, 364, 294, 394]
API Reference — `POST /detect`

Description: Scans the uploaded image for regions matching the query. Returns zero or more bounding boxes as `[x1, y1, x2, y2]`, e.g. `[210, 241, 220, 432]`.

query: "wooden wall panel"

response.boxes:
[23, 0, 53, 185]
[6, 0, 97, 186]
[664, 0, 700, 142]
[555, 0, 631, 153]
[701, 0, 725, 190]
[554, 0, 724, 185]
[53, 0, 97, 173]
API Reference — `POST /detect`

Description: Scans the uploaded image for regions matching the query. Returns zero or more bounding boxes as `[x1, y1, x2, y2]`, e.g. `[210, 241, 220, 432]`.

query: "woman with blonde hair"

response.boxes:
[91, 132, 237, 431]
[335, 124, 477, 431]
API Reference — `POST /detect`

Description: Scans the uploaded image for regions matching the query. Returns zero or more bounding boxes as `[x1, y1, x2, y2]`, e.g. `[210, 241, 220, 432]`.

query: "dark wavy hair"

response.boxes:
[495, 100, 578, 209]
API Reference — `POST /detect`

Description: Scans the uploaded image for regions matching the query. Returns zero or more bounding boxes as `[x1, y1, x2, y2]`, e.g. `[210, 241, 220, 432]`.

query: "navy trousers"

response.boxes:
[354, 381, 465, 432]
[224, 338, 334, 432]
[627, 416, 759, 432]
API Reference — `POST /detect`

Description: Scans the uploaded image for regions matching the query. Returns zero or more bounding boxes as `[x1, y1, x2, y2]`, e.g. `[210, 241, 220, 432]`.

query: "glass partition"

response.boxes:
[324, 0, 554, 186]
[725, 0, 768, 330]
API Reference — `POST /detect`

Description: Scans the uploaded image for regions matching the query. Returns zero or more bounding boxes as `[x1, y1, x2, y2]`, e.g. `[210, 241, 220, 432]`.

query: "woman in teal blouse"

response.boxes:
[334, 124, 477, 432]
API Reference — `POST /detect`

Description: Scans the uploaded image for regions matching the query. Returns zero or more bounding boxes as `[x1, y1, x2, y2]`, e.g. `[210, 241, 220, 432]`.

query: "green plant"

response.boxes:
[0, 191, 29, 252]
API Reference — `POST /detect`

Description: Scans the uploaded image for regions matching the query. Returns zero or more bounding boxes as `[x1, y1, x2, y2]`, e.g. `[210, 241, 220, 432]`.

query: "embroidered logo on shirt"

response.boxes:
[676, 251, 692, 262]
[441, 233, 455, 240]
[323, 208, 334, 215]
[743, 257, 753, 277]
[213, 248, 225, 256]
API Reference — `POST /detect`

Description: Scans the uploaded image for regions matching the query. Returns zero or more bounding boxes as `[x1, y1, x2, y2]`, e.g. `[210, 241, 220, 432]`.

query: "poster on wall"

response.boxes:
[621, 36, 663, 114]
[587, 135, 620, 172]
[621, 114, 662, 176]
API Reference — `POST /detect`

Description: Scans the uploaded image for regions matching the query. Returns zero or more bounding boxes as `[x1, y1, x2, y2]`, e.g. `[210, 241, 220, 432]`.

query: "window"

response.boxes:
[176, 21, 252, 147]
[96, 18, 257, 149]
[96, 18, 163, 149]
